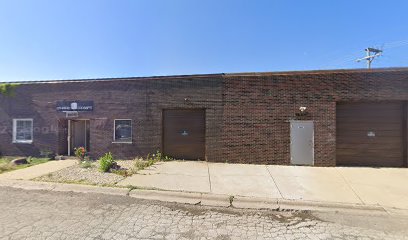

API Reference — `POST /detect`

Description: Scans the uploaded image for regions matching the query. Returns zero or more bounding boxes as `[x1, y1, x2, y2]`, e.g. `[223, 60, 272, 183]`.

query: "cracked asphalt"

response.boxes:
[0, 187, 407, 240]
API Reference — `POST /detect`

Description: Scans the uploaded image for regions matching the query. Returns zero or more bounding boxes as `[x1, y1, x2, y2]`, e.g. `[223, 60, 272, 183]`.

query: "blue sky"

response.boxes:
[0, 0, 407, 82]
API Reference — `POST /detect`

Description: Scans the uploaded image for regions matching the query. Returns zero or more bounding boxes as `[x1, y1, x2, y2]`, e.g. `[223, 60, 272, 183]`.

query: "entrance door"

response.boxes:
[163, 109, 205, 160]
[290, 121, 314, 165]
[69, 120, 90, 155]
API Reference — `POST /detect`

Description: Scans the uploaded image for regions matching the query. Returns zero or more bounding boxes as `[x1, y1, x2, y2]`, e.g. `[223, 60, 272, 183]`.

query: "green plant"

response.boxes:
[229, 195, 235, 206]
[0, 83, 19, 97]
[162, 155, 173, 161]
[99, 152, 115, 172]
[111, 169, 130, 177]
[152, 150, 173, 162]
[132, 151, 173, 173]
[74, 147, 86, 163]
[134, 158, 155, 171]
[134, 150, 173, 172]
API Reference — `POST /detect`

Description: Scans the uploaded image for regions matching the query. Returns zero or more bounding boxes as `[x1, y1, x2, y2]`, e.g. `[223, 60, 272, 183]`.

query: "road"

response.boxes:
[0, 187, 407, 240]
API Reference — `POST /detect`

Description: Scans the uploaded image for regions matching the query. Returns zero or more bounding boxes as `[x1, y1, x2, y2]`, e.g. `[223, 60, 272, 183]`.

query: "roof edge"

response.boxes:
[224, 67, 408, 77]
[1, 67, 408, 85]
[0, 73, 225, 85]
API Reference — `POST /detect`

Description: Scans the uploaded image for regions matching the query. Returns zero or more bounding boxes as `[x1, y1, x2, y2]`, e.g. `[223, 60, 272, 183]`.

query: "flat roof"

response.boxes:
[1, 67, 408, 85]
[225, 67, 408, 76]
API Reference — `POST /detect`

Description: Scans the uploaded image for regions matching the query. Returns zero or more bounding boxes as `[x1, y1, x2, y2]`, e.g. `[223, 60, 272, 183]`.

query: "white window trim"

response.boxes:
[113, 119, 132, 144]
[12, 118, 33, 144]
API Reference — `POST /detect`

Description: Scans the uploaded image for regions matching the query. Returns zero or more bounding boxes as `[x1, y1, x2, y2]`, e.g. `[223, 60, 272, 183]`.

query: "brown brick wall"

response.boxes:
[221, 70, 408, 166]
[0, 76, 224, 160]
[0, 69, 407, 166]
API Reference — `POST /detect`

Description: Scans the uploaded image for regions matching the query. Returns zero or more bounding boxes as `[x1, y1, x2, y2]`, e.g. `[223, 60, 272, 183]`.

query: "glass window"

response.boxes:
[13, 119, 33, 143]
[114, 119, 132, 143]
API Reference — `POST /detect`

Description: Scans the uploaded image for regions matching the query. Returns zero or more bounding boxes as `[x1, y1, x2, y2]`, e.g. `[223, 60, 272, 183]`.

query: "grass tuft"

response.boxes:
[0, 156, 50, 174]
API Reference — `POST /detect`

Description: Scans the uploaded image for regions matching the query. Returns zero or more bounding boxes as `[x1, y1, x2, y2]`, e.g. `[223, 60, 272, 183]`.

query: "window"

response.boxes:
[114, 119, 132, 143]
[13, 119, 33, 143]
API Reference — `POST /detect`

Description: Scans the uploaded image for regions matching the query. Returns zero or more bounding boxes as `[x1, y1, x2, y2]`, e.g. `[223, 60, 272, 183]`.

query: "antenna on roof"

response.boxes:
[356, 47, 383, 69]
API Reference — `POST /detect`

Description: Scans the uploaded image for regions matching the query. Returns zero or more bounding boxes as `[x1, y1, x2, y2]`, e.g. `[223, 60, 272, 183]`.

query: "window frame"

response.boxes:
[12, 118, 34, 144]
[113, 119, 133, 144]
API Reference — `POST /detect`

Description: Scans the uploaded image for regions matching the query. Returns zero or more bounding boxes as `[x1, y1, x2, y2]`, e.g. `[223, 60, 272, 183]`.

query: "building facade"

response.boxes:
[0, 68, 407, 167]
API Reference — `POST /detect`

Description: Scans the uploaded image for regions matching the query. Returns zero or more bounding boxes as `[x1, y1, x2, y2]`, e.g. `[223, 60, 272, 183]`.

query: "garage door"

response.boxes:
[163, 109, 205, 160]
[336, 102, 404, 167]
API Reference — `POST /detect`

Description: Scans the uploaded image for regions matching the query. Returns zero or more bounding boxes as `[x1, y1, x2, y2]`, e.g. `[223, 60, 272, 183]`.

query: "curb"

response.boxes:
[233, 196, 279, 210]
[0, 179, 393, 214]
[232, 196, 386, 214]
[129, 189, 202, 205]
[276, 199, 385, 213]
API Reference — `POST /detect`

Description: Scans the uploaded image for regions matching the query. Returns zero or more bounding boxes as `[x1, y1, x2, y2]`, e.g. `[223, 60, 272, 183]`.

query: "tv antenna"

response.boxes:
[356, 47, 383, 69]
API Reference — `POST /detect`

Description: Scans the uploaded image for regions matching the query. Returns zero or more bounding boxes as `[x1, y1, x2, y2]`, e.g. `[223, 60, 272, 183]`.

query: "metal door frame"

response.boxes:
[290, 120, 315, 165]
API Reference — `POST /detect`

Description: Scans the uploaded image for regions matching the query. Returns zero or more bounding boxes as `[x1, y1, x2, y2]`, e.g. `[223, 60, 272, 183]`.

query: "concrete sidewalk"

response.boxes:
[0, 159, 407, 213]
[117, 161, 408, 210]
[0, 160, 77, 180]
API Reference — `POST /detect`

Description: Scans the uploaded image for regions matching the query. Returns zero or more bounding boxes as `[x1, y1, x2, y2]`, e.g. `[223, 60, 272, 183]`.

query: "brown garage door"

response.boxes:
[163, 109, 205, 160]
[336, 102, 404, 167]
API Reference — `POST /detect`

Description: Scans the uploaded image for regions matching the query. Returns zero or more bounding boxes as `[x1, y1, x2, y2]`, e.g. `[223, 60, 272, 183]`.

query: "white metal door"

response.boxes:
[290, 121, 314, 165]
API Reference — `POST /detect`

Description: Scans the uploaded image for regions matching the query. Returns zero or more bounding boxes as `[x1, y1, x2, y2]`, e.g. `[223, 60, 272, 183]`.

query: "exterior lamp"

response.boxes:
[295, 106, 308, 117]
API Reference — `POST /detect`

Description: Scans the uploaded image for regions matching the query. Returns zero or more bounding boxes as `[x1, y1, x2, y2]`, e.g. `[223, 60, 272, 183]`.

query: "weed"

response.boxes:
[132, 150, 174, 173]
[229, 195, 235, 206]
[111, 169, 130, 177]
[152, 150, 173, 162]
[126, 185, 138, 191]
[99, 152, 115, 172]
[134, 158, 155, 171]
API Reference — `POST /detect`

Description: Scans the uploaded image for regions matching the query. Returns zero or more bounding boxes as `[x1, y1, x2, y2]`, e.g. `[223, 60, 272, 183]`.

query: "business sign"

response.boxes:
[56, 101, 94, 112]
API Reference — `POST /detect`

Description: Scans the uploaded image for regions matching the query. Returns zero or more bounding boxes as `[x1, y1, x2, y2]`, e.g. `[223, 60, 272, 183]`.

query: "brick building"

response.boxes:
[0, 68, 407, 167]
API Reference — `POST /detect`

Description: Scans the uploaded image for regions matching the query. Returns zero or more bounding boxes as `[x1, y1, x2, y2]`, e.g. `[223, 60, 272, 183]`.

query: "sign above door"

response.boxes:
[56, 101, 94, 112]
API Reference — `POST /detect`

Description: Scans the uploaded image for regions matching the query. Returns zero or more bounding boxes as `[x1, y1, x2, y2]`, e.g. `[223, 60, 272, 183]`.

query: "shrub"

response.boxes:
[99, 152, 115, 172]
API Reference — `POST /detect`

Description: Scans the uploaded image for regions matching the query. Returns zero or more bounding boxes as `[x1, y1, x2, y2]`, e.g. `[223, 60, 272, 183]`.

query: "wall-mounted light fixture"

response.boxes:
[295, 106, 308, 117]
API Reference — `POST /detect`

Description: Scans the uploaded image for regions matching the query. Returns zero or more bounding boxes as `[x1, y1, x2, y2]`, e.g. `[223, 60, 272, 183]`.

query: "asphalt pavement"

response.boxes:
[0, 186, 407, 240]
